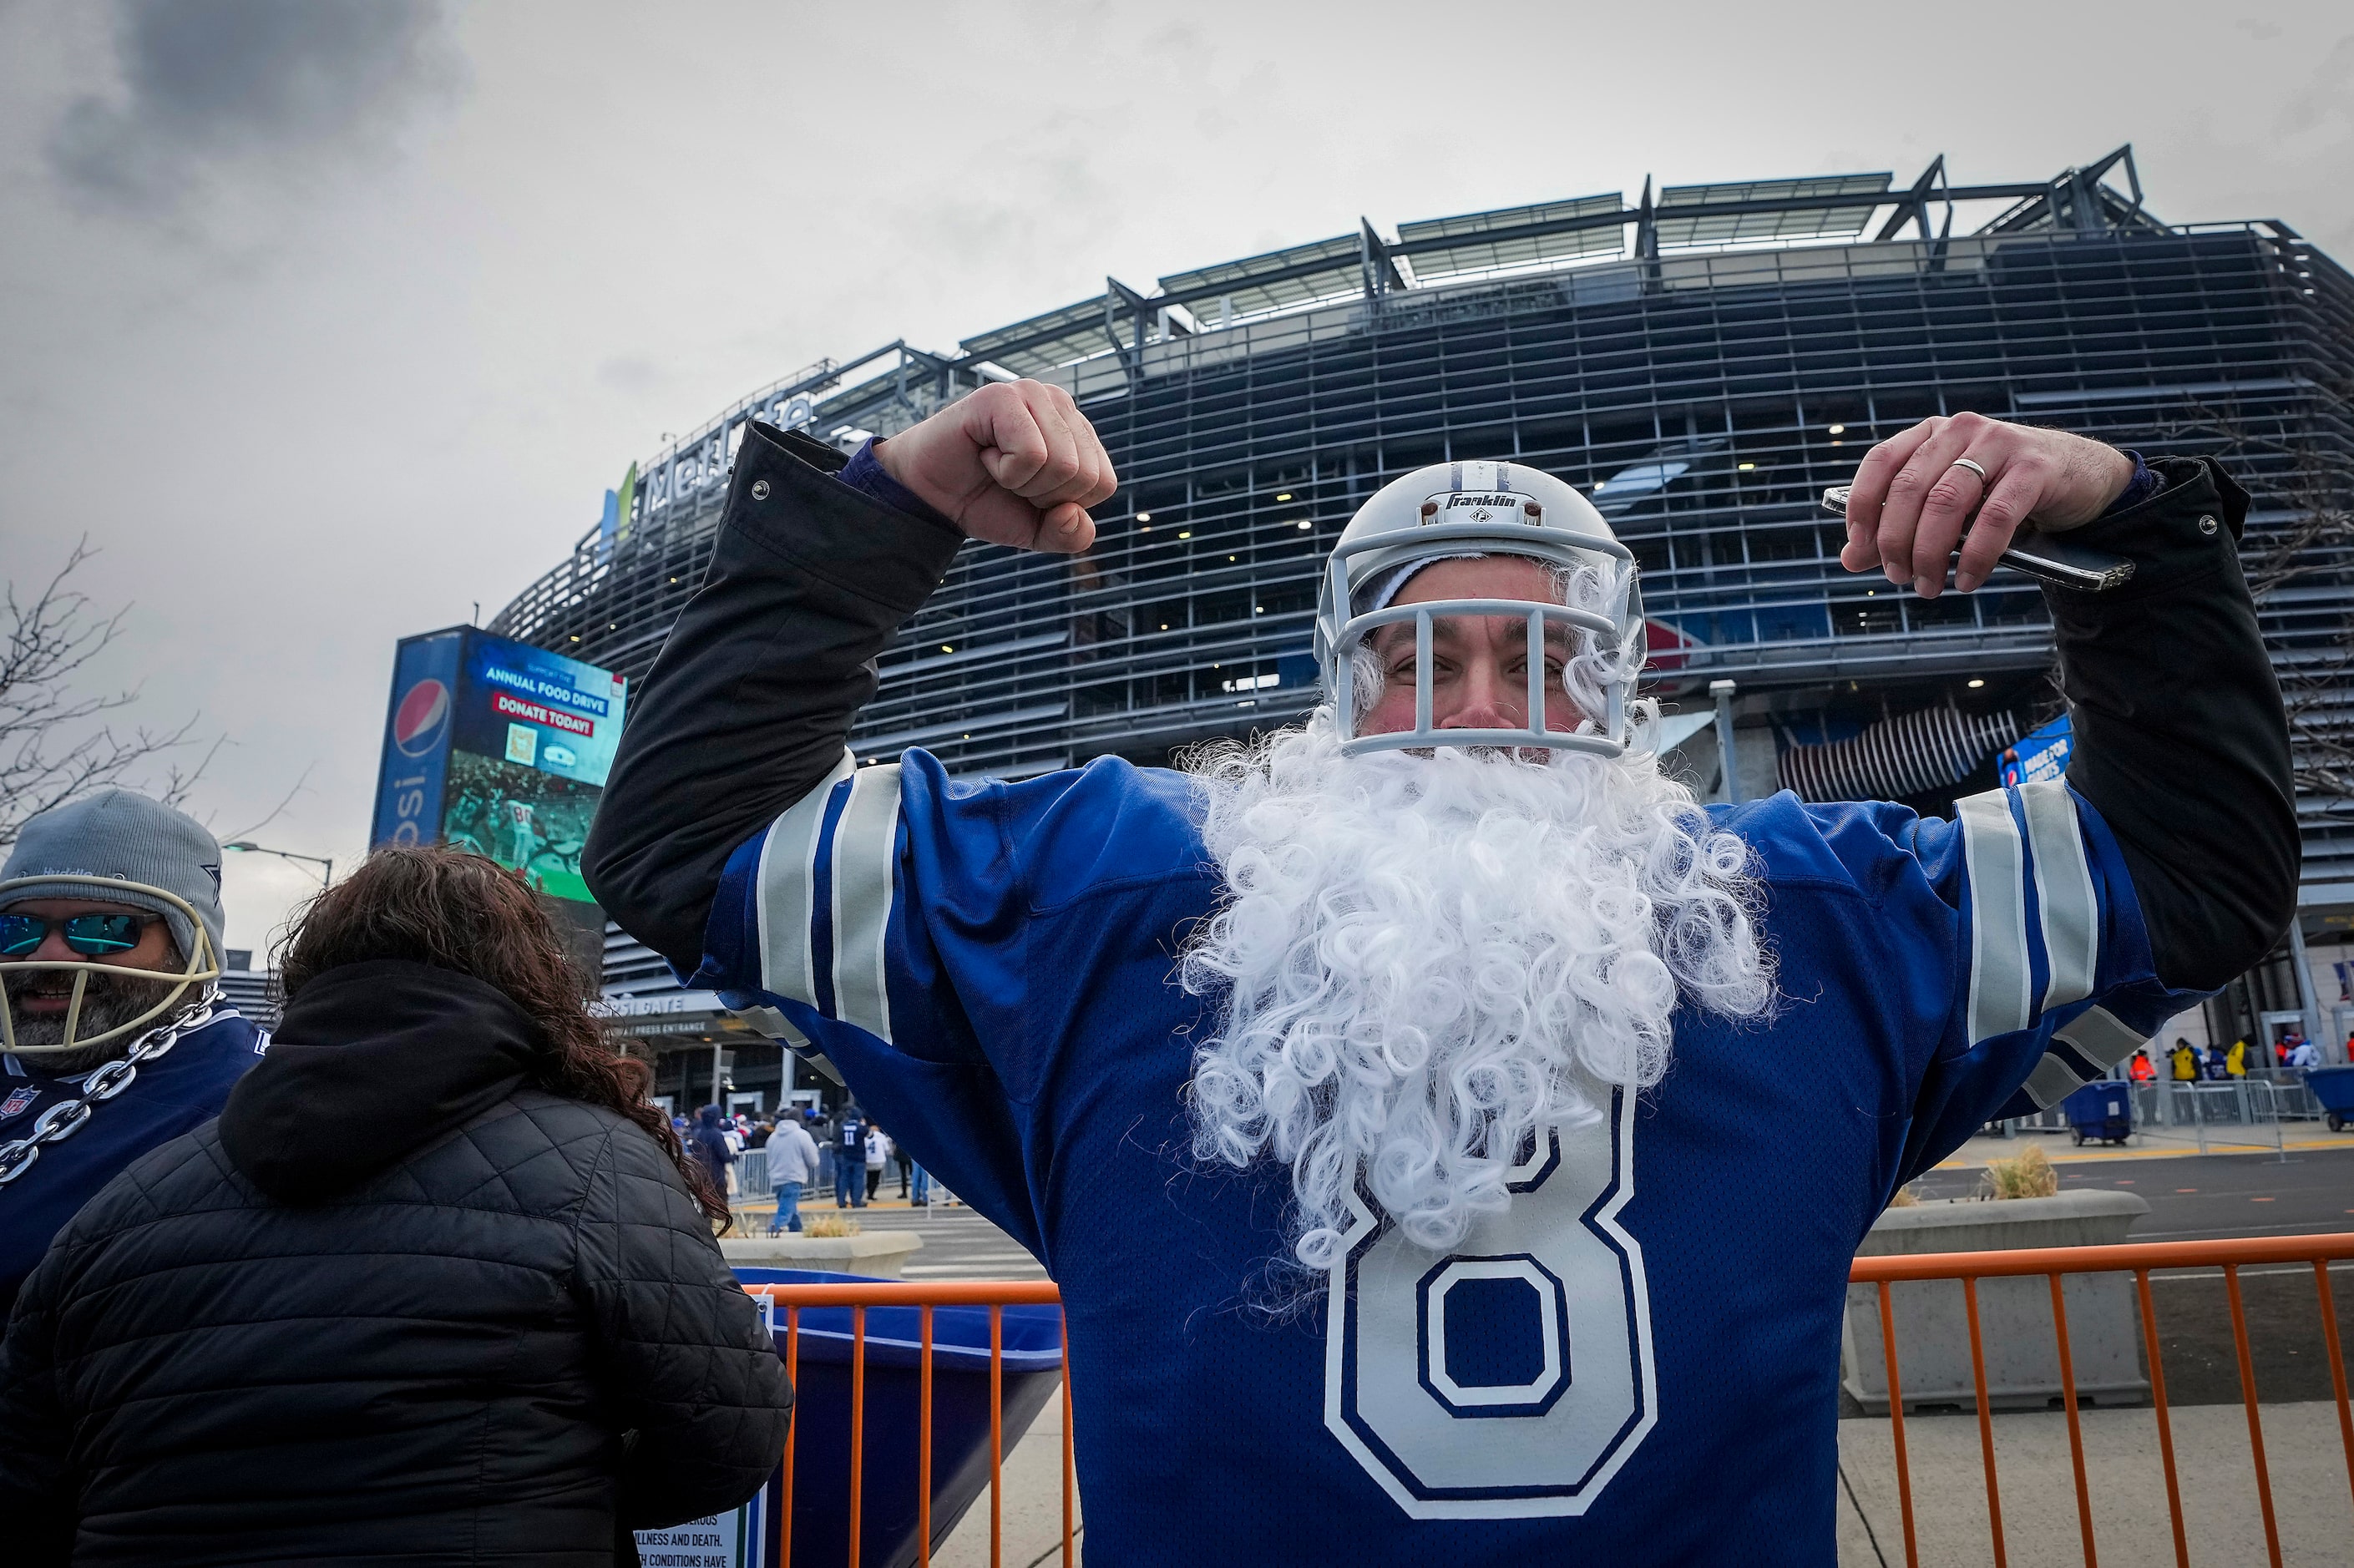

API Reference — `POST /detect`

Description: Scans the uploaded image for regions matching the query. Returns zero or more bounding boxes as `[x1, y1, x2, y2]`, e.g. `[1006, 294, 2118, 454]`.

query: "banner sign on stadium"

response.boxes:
[1999, 713, 2073, 788]
[368, 628, 628, 904]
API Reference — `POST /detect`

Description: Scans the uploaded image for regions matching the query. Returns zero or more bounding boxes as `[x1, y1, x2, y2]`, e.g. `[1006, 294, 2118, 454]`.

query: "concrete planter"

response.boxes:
[718, 1232, 924, 1278]
[1841, 1190, 2149, 1415]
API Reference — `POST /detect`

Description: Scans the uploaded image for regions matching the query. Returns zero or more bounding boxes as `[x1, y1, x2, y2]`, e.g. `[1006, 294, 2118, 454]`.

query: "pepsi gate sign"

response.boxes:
[371, 629, 466, 848]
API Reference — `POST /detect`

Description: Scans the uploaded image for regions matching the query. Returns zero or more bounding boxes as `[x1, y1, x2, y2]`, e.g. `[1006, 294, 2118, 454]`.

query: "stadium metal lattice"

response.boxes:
[493, 145, 2354, 984]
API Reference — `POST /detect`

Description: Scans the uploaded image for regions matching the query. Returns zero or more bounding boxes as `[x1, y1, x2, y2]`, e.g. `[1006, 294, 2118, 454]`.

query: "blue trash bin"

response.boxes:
[2062, 1080, 2134, 1146]
[2306, 1065, 2354, 1131]
[736, 1268, 1066, 1568]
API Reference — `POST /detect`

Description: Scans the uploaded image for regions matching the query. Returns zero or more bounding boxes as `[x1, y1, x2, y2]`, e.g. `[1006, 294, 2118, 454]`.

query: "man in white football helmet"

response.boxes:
[588, 382, 2292, 1562]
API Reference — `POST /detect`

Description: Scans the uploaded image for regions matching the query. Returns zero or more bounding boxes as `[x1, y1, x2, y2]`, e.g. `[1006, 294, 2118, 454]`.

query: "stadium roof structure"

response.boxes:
[808, 149, 2149, 453]
[556, 144, 2179, 558]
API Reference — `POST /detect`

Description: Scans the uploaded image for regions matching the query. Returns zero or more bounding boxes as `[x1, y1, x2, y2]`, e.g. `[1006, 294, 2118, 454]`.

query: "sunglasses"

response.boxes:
[0, 912, 161, 959]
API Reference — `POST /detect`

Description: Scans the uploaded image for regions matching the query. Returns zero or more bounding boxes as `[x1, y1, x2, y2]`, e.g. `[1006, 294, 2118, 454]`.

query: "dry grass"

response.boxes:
[801, 1211, 863, 1237]
[1886, 1185, 1921, 1208]
[1978, 1143, 2059, 1200]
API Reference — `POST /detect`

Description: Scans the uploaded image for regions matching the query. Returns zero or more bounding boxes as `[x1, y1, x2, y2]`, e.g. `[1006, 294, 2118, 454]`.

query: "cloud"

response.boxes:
[47, 0, 459, 212]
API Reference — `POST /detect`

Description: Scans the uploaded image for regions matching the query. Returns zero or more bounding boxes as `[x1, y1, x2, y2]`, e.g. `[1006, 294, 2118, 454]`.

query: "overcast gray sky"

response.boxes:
[3, 0, 2348, 954]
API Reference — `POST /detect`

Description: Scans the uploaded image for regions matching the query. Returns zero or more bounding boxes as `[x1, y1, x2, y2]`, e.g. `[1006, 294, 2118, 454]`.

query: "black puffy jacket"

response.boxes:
[0, 959, 792, 1567]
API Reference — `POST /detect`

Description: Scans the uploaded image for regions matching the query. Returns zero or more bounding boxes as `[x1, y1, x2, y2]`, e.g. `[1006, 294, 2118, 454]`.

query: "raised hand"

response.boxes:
[870, 379, 1118, 554]
[1839, 412, 2135, 597]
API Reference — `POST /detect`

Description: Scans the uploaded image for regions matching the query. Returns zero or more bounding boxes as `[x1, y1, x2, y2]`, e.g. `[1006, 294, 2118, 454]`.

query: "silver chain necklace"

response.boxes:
[0, 992, 222, 1189]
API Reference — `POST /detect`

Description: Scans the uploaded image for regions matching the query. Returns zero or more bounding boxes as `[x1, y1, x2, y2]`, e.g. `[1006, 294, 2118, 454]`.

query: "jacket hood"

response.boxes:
[219, 959, 547, 1204]
[698, 1105, 724, 1126]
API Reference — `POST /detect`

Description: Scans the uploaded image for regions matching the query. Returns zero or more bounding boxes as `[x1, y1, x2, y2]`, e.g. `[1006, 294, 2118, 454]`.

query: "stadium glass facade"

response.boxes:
[493, 148, 2354, 1094]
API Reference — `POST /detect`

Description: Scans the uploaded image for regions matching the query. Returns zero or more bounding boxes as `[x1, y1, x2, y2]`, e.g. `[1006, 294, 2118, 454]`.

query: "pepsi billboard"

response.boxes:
[370, 629, 629, 905]
[372, 630, 465, 851]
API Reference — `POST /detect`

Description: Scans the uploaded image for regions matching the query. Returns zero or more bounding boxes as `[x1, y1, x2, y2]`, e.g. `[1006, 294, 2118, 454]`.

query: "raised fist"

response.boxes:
[871, 379, 1118, 554]
[1840, 412, 2135, 596]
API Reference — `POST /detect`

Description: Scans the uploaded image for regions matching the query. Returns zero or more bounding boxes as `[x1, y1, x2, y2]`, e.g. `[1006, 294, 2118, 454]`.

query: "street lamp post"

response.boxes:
[223, 842, 334, 889]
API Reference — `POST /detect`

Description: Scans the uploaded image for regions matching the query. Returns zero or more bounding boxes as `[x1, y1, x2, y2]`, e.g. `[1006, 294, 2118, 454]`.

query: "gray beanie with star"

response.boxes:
[2, 789, 225, 966]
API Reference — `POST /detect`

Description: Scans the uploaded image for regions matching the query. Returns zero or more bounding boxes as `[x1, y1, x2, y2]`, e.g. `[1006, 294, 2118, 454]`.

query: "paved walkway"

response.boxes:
[1937, 1125, 2354, 1169]
[730, 1194, 1049, 1280]
[934, 1386, 1080, 1568]
[1838, 1399, 2354, 1566]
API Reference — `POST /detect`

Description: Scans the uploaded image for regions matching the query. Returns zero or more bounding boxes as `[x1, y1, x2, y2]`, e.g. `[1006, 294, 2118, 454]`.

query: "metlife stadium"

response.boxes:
[492, 147, 2354, 1083]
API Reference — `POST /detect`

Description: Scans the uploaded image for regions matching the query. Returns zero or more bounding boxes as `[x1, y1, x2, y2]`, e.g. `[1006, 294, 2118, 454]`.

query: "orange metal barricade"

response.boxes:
[743, 1280, 1069, 1568]
[1850, 1231, 2354, 1568]
[747, 1233, 2354, 1568]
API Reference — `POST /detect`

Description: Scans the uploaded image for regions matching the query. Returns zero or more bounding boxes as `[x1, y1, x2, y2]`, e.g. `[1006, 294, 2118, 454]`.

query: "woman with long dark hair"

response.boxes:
[0, 846, 791, 1566]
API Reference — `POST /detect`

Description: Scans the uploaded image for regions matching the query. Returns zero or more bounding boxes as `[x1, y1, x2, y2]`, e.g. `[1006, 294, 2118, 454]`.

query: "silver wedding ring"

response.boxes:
[1950, 456, 1989, 484]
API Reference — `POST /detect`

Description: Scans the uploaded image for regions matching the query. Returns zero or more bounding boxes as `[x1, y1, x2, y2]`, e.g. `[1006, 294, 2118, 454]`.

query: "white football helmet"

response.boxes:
[1313, 458, 1643, 756]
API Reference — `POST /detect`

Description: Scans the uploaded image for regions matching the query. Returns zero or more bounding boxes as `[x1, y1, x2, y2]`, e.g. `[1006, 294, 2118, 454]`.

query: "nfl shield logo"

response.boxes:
[1, 1086, 37, 1121]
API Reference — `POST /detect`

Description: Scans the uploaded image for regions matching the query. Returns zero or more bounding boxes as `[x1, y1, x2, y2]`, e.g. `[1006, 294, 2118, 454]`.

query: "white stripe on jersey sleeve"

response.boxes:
[2022, 1006, 2148, 1110]
[1958, 789, 2033, 1045]
[755, 748, 856, 1009]
[829, 762, 904, 1045]
[2021, 779, 2099, 1010]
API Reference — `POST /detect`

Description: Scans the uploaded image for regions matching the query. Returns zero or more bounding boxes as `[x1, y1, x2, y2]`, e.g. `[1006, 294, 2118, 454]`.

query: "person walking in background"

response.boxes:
[747, 1119, 773, 1150]
[688, 1104, 736, 1197]
[2289, 1035, 2322, 1069]
[2129, 1048, 2154, 1083]
[894, 1134, 914, 1198]
[911, 1159, 932, 1207]
[833, 1102, 868, 1208]
[864, 1125, 890, 1204]
[2226, 1037, 2250, 1078]
[0, 844, 789, 1564]
[2169, 1038, 2200, 1082]
[2205, 1044, 2230, 1080]
[765, 1112, 821, 1236]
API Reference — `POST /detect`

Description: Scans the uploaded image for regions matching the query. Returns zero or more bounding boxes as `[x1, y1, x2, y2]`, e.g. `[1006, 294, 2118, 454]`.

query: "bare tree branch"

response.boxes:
[220, 760, 316, 845]
[0, 541, 215, 848]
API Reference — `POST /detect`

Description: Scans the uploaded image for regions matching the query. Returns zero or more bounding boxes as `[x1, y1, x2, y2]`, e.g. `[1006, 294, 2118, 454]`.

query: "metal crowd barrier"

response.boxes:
[1851, 1232, 2354, 1568]
[747, 1235, 2354, 1567]
[742, 1279, 1073, 1568]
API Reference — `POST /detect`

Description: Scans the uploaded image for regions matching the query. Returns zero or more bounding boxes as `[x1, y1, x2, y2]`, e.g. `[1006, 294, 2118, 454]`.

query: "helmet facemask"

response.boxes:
[0, 874, 223, 1059]
[1314, 463, 1645, 759]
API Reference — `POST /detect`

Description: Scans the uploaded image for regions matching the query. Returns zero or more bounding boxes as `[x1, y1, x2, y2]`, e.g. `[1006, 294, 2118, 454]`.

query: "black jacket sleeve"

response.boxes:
[2048, 456, 2299, 991]
[575, 1125, 796, 1530]
[584, 422, 964, 974]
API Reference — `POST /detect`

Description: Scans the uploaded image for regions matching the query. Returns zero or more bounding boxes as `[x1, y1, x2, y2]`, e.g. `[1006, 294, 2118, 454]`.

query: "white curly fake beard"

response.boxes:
[1181, 716, 1774, 1270]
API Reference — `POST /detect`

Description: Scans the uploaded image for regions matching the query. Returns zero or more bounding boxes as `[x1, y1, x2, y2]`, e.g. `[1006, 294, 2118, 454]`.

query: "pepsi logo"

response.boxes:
[392, 679, 452, 757]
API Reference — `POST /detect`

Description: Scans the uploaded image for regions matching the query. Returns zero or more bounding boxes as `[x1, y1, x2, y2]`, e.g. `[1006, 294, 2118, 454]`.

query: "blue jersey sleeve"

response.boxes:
[689, 747, 1207, 1253]
[1734, 779, 2207, 1189]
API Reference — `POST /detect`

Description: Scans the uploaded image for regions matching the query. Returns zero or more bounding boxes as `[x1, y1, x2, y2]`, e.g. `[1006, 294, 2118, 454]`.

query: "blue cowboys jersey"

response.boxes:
[692, 749, 2196, 1564]
[0, 1003, 266, 1316]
